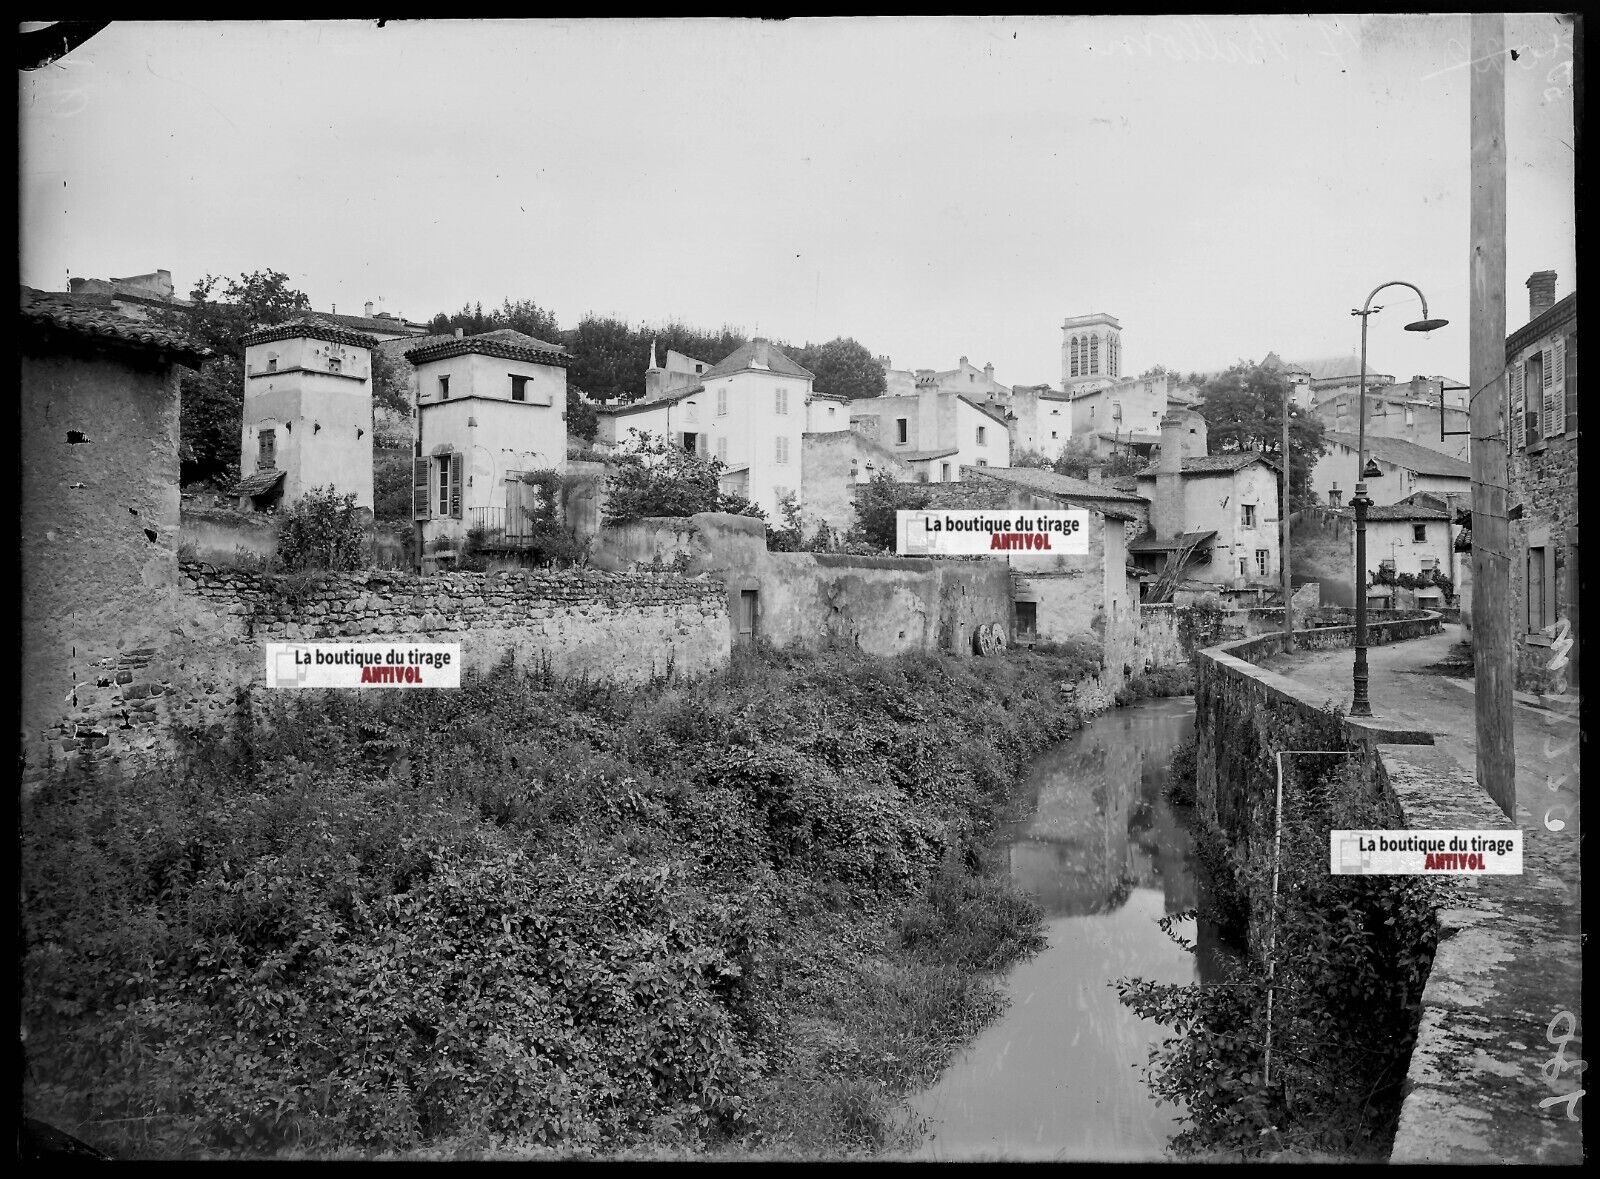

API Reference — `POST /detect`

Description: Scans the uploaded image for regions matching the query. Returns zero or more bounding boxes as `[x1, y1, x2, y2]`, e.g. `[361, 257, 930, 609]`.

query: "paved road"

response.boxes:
[1258, 622, 1584, 1162]
[1254, 623, 1582, 840]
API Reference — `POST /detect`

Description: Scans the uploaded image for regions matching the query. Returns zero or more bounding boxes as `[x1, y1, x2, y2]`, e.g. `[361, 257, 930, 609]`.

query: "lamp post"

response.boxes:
[1350, 282, 1448, 716]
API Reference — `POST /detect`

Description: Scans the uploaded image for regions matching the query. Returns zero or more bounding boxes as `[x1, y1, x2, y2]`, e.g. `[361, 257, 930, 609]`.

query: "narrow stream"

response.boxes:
[907, 694, 1221, 1161]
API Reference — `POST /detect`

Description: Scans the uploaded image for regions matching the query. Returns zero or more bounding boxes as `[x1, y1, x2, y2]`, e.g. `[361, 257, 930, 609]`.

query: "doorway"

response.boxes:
[738, 590, 759, 647]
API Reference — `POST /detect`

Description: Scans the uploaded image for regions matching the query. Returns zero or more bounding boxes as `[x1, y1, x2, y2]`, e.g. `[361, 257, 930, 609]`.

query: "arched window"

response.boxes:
[1109, 335, 1119, 377]
[1069, 337, 1079, 377]
[1090, 334, 1100, 374]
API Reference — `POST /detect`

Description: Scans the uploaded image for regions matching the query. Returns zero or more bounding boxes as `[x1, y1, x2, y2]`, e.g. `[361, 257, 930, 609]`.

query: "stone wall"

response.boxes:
[1191, 619, 1440, 854]
[1134, 604, 1186, 671]
[590, 512, 1014, 658]
[27, 565, 730, 781]
[22, 345, 185, 780]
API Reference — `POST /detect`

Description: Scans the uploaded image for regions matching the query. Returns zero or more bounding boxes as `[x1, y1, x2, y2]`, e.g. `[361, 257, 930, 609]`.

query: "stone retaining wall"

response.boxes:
[32, 565, 730, 781]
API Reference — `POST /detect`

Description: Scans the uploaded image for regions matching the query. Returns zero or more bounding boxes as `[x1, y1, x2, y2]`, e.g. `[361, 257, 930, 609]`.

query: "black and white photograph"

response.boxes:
[18, 15, 1581, 1162]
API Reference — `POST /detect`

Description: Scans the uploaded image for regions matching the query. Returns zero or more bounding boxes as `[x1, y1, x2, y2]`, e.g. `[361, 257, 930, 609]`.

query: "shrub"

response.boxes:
[276, 486, 366, 572]
[603, 432, 727, 524]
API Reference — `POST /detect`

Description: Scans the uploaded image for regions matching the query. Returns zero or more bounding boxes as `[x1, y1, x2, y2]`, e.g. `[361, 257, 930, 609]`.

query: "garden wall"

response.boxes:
[29, 565, 729, 781]
[590, 512, 1014, 659]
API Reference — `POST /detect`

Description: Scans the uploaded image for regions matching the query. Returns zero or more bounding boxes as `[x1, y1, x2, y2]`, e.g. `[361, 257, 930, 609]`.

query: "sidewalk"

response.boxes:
[1257, 623, 1583, 1162]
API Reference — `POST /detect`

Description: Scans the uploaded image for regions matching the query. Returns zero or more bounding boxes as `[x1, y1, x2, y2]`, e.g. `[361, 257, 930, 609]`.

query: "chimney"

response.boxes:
[364, 301, 375, 318]
[1527, 271, 1557, 321]
[959, 355, 968, 367]
[915, 368, 939, 447]
[984, 362, 994, 382]
[1154, 412, 1186, 539]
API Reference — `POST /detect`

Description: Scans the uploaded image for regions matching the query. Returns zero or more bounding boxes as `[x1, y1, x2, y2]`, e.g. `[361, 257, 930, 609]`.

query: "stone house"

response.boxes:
[1313, 374, 1471, 463]
[1335, 494, 1458, 609]
[800, 429, 916, 539]
[1310, 430, 1472, 512]
[1130, 413, 1282, 599]
[643, 342, 712, 402]
[237, 319, 380, 513]
[20, 287, 211, 774]
[1505, 270, 1578, 694]
[862, 474, 1141, 684]
[406, 329, 571, 564]
[848, 373, 1013, 482]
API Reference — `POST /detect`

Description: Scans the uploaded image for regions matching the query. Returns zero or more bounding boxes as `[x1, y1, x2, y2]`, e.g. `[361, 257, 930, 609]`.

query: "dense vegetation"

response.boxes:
[1123, 712, 1439, 1160]
[22, 643, 1095, 1160]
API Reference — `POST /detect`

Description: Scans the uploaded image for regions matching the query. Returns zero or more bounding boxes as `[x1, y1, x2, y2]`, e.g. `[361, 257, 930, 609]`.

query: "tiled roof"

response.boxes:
[1135, 453, 1276, 477]
[958, 394, 1012, 425]
[243, 318, 379, 350]
[901, 447, 960, 462]
[21, 287, 213, 367]
[966, 465, 1148, 503]
[1320, 431, 1472, 477]
[1507, 291, 1577, 356]
[701, 338, 813, 381]
[404, 330, 569, 367]
[1097, 431, 1161, 446]
[1333, 503, 1452, 522]
[1129, 529, 1218, 553]
[312, 311, 428, 336]
[234, 468, 286, 498]
[594, 386, 704, 416]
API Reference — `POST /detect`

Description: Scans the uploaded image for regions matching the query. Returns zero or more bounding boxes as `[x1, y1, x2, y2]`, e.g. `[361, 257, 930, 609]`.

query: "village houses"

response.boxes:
[1309, 430, 1472, 513]
[1504, 269, 1578, 695]
[1125, 412, 1284, 602]
[1335, 492, 1458, 612]
[847, 370, 1013, 482]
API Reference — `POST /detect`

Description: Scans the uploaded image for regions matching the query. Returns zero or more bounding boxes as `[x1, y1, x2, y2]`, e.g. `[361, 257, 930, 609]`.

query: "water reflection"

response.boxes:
[908, 695, 1209, 1161]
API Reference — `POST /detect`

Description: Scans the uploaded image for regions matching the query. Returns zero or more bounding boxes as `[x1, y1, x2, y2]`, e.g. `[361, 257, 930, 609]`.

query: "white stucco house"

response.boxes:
[405, 329, 570, 563]
[237, 319, 379, 512]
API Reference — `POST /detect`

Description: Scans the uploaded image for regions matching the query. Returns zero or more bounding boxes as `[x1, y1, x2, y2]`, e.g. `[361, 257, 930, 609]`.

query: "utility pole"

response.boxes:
[1470, 12, 1515, 819]
[1281, 379, 1294, 651]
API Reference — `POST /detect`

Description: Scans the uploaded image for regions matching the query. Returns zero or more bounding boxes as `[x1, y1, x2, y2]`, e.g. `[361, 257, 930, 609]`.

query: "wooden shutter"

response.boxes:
[1547, 339, 1566, 437]
[449, 451, 464, 519]
[1510, 363, 1525, 451]
[412, 458, 432, 520]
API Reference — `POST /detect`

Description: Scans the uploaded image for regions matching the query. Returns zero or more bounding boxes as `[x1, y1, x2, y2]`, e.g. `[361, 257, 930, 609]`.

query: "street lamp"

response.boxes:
[1350, 281, 1448, 716]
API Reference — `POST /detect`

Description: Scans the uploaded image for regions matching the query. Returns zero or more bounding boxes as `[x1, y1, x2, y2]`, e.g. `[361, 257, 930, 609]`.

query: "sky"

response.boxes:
[19, 16, 1576, 390]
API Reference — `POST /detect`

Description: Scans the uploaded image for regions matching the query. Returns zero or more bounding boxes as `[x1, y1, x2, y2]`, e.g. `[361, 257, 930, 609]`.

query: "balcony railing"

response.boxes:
[468, 505, 540, 546]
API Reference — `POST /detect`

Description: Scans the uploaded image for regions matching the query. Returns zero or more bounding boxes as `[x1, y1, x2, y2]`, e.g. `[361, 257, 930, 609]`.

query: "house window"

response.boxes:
[717, 388, 728, 416]
[267, 355, 278, 372]
[1241, 504, 1257, 528]
[1405, 406, 1415, 425]
[1015, 600, 1037, 641]
[258, 428, 277, 470]
[775, 388, 788, 415]
[436, 458, 450, 517]
[717, 436, 727, 461]
[941, 462, 951, 481]
[1051, 431, 1058, 439]
[439, 375, 451, 400]
[1240, 557, 1249, 577]
[1413, 523, 1428, 543]
[828, 406, 836, 418]
[775, 436, 789, 464]
[1255, 549, 1269, 577]
[511, 375, 529, 402]
[328, 357, 342, 374]
[977, 458, 989, 467]
[1527, 546, 1548, 631]
[896, 418, 908, 444]
[1524, 353, 1544, 445]
[977, 426, 987, 445]
[1112, 401, 1122, 421]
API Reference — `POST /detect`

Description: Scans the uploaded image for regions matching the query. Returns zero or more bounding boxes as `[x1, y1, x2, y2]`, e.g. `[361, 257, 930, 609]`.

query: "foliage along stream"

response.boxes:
[905, 694, 1236, 1160]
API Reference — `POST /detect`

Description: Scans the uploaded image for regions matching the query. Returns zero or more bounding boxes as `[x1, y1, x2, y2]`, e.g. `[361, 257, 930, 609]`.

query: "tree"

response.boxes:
[602, 431, 751, 524]
[848, 470, 930, 553]
[566, 315, 637, 404]
[566, 390, 599, 443]
[1010, 447, 1055, 470]
[1101, 450, 1147, 479]
[370, 345, 411, 418]
[1051, 438, 1100, 481]
[786, 336, 886, 401]
[427, 297, 562, 345]
[1194, 359, 1327, 506]
[161, 270, 312, 485]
